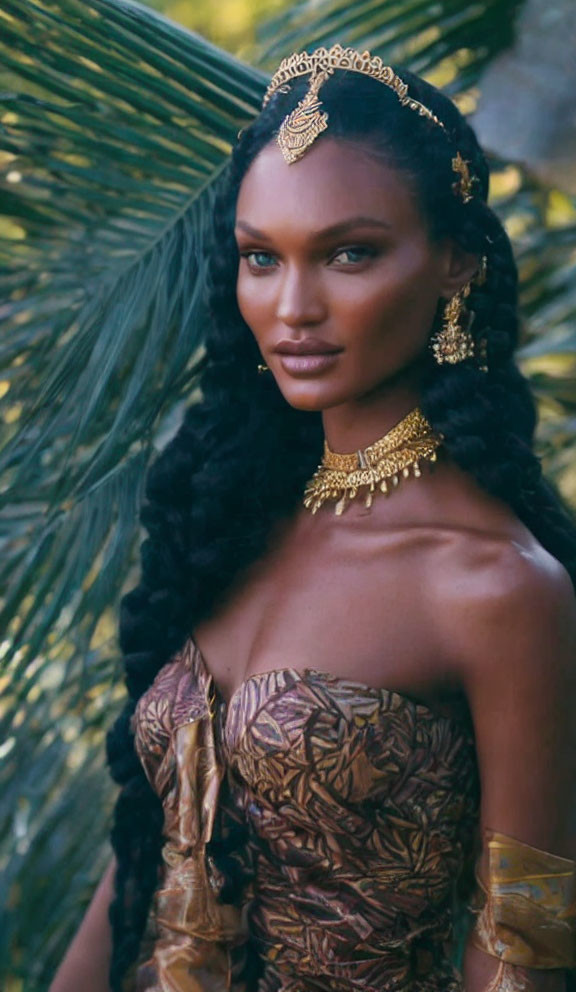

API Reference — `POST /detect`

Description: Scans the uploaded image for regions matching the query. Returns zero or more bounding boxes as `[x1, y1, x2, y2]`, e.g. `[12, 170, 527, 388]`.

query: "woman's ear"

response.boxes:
[438, 239, 481, 298]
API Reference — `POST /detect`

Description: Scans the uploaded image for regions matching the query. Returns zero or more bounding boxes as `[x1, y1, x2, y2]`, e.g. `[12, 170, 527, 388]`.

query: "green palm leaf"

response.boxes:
[1, 0, 575, 986]
[0, 0, 267, 680]
[0, 2, 266, 984]
[253, 0, 523, 88]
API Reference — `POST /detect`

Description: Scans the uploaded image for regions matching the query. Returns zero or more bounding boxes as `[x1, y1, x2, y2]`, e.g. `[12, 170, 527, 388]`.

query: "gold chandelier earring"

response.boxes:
[430, 283, 475, 366]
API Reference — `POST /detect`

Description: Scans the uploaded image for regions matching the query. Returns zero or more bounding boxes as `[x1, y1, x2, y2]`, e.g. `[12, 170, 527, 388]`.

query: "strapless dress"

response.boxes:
[131, 636, 480, 991]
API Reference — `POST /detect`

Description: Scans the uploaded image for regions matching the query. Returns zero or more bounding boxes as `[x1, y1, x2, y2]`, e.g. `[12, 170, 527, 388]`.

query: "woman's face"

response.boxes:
[235, 137, 473, 412]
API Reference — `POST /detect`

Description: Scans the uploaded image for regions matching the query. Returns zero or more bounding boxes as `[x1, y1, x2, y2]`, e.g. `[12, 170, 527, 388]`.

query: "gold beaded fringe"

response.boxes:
[303, 407, 443, 515]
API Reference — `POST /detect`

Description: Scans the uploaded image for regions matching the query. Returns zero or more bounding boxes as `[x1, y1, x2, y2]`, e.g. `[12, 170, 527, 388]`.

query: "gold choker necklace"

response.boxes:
[303, 407, 443, 515]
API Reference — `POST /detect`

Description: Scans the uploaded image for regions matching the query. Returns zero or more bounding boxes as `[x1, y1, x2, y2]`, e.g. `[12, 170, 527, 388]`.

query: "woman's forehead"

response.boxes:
[235, 138, 422, 235]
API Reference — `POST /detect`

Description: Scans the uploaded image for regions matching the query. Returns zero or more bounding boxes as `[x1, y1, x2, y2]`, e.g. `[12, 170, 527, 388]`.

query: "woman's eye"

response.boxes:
[239, 245, 377, 273]
[240, 250, 277, 272]
[331, 246, 376, 265]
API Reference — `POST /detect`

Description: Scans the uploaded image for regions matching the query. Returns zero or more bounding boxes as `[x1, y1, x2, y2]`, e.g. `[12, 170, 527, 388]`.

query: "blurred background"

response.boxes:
[1, 0, 575, 987]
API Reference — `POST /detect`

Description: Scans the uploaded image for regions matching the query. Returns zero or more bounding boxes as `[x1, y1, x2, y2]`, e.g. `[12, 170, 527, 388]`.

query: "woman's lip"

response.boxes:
[274, 339, 342, 355]
[278, 353, 341, 375]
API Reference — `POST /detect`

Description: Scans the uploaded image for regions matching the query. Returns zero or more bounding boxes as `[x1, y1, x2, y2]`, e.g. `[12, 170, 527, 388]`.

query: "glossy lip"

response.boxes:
[273, 337, 343, 355]
[278, 352, 341, 375]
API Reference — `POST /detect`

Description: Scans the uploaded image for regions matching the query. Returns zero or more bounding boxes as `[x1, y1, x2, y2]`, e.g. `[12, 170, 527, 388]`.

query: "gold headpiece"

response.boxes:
[262, 44, 478, 202]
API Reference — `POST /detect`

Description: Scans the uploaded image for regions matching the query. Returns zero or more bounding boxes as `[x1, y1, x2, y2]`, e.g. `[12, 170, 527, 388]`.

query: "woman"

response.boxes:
[51, 45, 576, 992]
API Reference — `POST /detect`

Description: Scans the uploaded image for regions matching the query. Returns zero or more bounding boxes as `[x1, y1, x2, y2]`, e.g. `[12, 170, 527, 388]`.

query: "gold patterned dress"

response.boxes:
[131, 636, 481, 992]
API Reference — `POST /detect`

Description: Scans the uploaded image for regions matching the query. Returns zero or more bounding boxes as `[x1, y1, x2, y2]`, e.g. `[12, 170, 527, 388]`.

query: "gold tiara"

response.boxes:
[261, 44, 477, 202]
[262, 45, 446, 131]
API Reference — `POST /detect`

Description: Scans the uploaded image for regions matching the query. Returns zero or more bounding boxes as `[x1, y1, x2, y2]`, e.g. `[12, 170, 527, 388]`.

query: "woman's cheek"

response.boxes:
[237, 274, 273, 328]
[236, 278, 259, 333]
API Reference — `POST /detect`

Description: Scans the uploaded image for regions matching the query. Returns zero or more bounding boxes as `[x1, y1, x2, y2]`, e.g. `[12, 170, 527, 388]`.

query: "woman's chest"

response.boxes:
[193, 514, 465, 722]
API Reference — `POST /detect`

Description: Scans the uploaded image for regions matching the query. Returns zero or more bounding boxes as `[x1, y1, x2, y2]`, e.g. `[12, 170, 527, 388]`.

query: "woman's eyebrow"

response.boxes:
[234, 216, 391, 241]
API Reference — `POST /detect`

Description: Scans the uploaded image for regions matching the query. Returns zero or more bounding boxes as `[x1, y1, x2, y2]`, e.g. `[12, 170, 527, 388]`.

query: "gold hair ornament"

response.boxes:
[468, 828, 576, 971]
[452, 151, 477, 203]
[303, 407, 443, 515]
[261, 44, 477, 202]
[262, 45, 446, 127]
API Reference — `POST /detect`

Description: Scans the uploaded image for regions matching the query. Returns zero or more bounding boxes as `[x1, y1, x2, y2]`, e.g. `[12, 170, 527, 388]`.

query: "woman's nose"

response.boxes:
[276, 265, 327, 326]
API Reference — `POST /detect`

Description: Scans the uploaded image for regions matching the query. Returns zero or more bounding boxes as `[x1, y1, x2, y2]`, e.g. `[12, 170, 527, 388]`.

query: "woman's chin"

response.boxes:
[276, 380, 346, 413]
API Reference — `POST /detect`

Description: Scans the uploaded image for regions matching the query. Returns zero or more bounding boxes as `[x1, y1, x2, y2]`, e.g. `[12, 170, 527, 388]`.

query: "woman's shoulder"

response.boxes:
[378, 451, 576, 678]
[434, 519, 571, 613]
[390, 451, 571, 596]
[430, 520, 576, 862]
[424, 511, 576, 694]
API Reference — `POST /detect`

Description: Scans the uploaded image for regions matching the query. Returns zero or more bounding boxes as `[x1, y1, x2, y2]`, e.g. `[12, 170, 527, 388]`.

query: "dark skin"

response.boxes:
[193, 138, 576, 990]
[51, 137, 576, 991]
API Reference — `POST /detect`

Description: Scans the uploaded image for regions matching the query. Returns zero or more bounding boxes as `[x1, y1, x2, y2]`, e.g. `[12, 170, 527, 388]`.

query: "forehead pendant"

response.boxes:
[277, 64, 334, 165]
[263, 44, 478, 204]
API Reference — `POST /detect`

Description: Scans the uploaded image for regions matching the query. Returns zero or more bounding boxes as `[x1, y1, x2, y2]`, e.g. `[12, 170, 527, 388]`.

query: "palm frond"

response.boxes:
[252, 0, 524, 93]
[2, 0, 576, 986]
[0, 0, 267, 673]
[0, 1, 266, 982]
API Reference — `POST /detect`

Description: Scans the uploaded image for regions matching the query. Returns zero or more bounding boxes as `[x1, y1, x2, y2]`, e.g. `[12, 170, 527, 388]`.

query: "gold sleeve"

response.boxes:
[468, 826, 576, 970]
[132, 662, 250, 991]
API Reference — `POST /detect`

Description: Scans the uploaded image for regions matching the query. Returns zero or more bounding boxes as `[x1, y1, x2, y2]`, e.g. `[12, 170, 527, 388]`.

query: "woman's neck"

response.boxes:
[321, 381, 424, 454]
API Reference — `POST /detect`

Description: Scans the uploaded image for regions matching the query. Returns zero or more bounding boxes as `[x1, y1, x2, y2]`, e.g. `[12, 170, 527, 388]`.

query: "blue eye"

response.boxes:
[238, 244, 377, 274]
[240, 251, 276, 271]
[332, 246, 376, 265]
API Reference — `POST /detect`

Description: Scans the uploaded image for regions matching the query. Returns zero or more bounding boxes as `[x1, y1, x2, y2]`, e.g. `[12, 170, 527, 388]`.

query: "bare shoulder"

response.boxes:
[376, 456, 576, 853]
[428, 522, 576, 694]
[423, 524, 576, 857]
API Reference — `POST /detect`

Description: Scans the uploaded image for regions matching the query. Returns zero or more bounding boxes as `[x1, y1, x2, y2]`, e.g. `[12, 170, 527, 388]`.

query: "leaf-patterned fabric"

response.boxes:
[132, 637, 480, 991]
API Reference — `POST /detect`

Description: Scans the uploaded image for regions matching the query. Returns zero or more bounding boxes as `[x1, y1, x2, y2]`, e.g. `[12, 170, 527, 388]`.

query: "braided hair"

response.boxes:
[105, 64, 576, 987]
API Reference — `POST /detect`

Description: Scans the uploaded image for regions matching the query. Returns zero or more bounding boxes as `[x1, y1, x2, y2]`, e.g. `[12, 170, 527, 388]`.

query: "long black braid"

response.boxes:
[105, 64, 576, 987]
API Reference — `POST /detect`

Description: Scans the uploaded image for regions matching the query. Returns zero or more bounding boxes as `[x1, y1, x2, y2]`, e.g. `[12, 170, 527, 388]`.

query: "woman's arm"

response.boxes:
[442, 545, 576, 992]
[49, 857, 115, 992]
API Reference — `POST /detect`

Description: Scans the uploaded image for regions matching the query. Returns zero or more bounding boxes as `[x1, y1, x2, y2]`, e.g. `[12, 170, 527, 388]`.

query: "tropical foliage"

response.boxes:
[1, 0, 575, 987]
